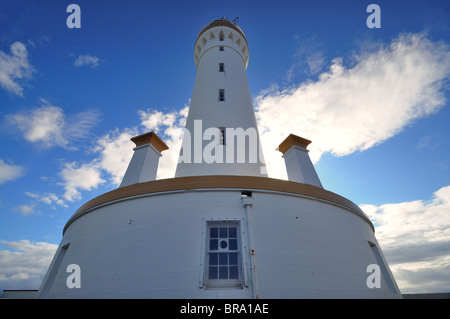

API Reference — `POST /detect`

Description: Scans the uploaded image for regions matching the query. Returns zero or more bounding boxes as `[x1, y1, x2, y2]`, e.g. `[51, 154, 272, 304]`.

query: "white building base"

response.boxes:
[37, 176, 401, 299]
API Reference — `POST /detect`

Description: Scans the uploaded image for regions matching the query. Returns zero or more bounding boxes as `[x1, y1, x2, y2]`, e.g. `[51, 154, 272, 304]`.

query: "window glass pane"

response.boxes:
[209, 239, 218, 250]
[209, 267, 218, 279]
[229, 266, 238, 279]
[219, 227, 227, 238]
[229, 239, 237, 250]
[209, 253, 218, 265]
[229, 227, 237, 238]
[219, 266, 228, 279]
[219, 253, 228, 265]
[229, 253, 238, 265]
[210, 227, 218, 238]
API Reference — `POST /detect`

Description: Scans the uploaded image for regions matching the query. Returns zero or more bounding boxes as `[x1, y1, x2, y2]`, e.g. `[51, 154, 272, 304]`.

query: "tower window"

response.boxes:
[219, 46, 224, 51]
[219, 63, 224, 72]
[219, 89, 225, 101]
[204, 221, 243, 288]
[219, 31, 225, 41]
[219, 127, 226, 145]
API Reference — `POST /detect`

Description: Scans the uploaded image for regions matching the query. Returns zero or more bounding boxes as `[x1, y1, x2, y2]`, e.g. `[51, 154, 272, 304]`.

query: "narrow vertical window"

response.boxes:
[219, 127, 226, 145]
[219, 46, 224, 51]
[219, 89, 225, 101]
[219, 63, 224, 72]
[219, 31, 225, 41]
[205, 221, 242, 288]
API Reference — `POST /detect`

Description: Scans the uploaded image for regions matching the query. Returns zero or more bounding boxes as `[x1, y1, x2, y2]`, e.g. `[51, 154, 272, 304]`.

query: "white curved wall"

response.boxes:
[38, 189, 401, 298]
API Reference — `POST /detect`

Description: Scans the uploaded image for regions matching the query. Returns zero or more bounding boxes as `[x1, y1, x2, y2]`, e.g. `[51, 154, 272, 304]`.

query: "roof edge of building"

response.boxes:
[64, 175, 372, 234]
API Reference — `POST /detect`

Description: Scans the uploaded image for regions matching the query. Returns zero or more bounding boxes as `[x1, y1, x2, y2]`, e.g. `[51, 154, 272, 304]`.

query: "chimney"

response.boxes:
[120, 131, 169, 187]
[277, 134, 322, 188]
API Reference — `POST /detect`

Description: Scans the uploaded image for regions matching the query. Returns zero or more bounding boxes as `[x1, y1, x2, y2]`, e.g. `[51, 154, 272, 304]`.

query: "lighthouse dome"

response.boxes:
[196, 17, 246, 42]
[194, 17, 249, 68]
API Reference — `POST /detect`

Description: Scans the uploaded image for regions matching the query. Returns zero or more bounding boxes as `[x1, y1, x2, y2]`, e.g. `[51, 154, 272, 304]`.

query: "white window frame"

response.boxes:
[199, 218, 248, 289]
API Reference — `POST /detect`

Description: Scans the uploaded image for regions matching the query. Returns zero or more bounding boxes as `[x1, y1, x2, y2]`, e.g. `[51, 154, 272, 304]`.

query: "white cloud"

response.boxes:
[59, 162, 105, 202]
[38, 193, 67, 208]
[139, 109, 177, 131]
[138, 105, 189, 179]
[9, 104, 65, 147]
[286, 35, 326, 81]
[6, 100, 100, 150]
[255, 32, 450, 179]
[0, 159, 24, 185]
[66, 105, 189, 195]
[14, 204, 36, 216]
[94, 128, 137, 186]
[362, 185, 450, 293]
[46, 106, 187, 203]
[74, 54, 100, 68]
[25, 191, 68, 209]
[0, 41, 34, 96]
[0, 240, 57, 291]
[52, 104, 188, 201]
[51, 128, 136, 203]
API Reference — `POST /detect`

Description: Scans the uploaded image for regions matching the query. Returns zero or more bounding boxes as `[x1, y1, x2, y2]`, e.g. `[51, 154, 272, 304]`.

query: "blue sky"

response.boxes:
[1, 0, 449, 294]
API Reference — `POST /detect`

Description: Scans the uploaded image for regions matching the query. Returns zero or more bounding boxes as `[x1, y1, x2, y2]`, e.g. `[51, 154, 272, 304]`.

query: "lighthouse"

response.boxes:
[175, 18, 267, 177]
[36, 18, 401, 299]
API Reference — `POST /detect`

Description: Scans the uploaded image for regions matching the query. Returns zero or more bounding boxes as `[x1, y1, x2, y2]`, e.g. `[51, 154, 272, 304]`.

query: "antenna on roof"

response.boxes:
[232, 17, 239, 25]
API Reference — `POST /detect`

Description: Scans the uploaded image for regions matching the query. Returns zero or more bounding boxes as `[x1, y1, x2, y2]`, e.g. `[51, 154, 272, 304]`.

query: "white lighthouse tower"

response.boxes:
[36, 18, 401, 299]
[175, 18, 267, 177]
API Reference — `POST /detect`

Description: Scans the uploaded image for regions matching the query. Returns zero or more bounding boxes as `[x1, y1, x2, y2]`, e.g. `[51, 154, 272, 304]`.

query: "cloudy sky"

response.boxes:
[1, 0, 449, 295]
